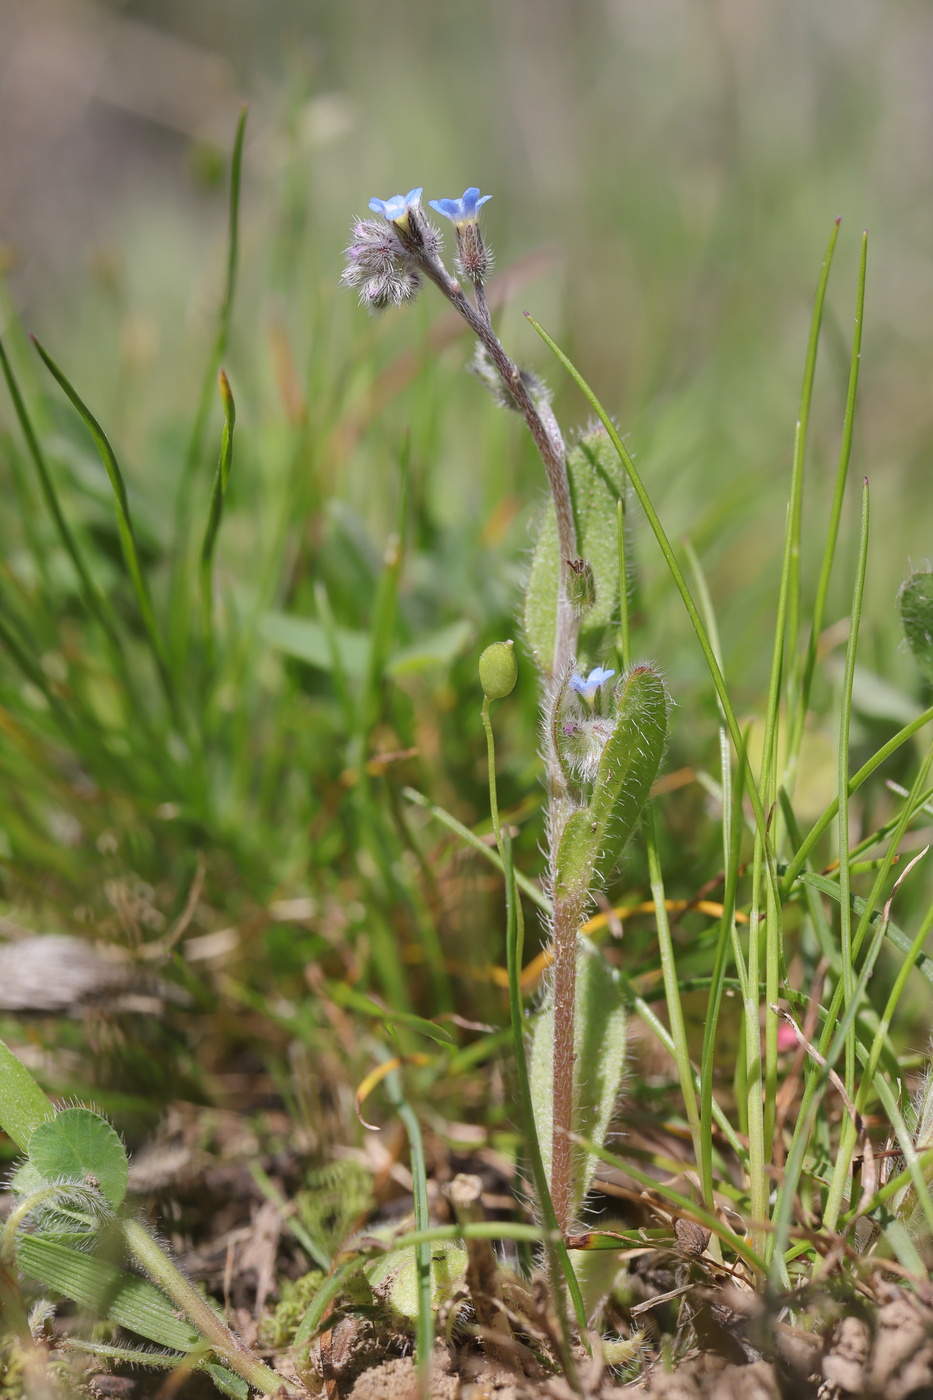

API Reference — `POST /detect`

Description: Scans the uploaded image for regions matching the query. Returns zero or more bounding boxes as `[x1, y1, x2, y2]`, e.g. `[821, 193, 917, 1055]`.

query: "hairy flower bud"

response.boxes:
[454, 222, 493, 283]
[341, 218, 422, 313]
[566, 558, 596, 614]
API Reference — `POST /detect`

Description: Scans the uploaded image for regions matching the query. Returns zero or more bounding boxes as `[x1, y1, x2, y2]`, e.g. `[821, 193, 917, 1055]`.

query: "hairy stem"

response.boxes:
[414, 226, 584, 1235]
[549, 895, 582, 1233]
[122, 1219, 288, 1394]
[415, 247, 579, 676]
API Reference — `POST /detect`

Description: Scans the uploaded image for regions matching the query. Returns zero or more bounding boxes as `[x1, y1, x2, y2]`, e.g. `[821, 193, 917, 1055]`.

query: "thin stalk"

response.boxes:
[617, 496, 631, 671]
[684, 538, 746, 1209]
[121, 1218, 284, 1394]
[743, 827, 767, 1262]
[753, 413, 810, 1174]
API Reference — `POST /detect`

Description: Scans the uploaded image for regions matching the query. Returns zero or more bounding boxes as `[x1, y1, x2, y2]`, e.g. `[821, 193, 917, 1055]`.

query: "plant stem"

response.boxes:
[549, 895, 582, 1234]
[121, 1218, 287, 1395]
[415, 228, 585, 1232]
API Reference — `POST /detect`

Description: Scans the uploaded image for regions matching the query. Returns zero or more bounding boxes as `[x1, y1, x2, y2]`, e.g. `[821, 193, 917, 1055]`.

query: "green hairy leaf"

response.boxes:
[27, 1107, 129, 1209]
[524, 431, 628, 672]
[528, 937, 627, 1224]
[16, 1236, 205, 1353]
[899, 570, 933, 684]
[555, 664, 669, 899]
[0, 1038, 56, 1151]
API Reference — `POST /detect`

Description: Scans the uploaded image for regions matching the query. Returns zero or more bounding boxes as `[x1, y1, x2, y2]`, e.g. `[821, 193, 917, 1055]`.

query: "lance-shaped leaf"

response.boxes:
[0, 1038, 56, 1151]
[524, 432, 630, 672]
[528, 936, 627, 1224]
[554, 664, 669, 900]
[899, 570, 933, 685]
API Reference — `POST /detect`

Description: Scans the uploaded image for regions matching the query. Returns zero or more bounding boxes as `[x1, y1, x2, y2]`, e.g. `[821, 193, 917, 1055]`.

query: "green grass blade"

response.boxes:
[570, 1131, 767, 1274]
[402, 786, 551, 915]
[171, 105, 247, 611]
[30, 335, 178, 719]
[644, 807, 704, 1191]
[791, 230, 868, 759]
[782, 702, 933, 895]
[382, 1067, 434, 1379]
[325, 981, 455, 1045]
[0, 337, 123, 653]
[784, 218, 841, 725]
[292, 1257, 367, 1347]
[837, 478, 870, 1098]
[199, 370, 236, 661]
[168, 107, 247, 670]
[798, 871, 933, 987]
[774, 743, 933, 1254]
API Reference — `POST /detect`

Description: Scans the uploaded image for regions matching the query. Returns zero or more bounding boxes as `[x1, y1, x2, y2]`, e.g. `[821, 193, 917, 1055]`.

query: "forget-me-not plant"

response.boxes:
[343, 186, 669, 1257]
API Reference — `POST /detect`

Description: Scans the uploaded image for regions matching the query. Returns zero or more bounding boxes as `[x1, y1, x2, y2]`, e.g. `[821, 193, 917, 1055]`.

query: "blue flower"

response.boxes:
[368, 188, 423, 222]
[429, 187, 492, 225]
[570, 667, 616, 702]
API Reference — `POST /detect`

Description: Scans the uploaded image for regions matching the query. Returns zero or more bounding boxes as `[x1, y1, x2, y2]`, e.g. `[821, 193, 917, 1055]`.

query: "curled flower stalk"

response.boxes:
[351, 187, 580, 682]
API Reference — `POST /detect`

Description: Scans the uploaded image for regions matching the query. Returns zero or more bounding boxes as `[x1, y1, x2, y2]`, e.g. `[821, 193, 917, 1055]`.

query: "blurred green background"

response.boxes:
[4, 0, 933, 646]
[1, 0, 932, 1123]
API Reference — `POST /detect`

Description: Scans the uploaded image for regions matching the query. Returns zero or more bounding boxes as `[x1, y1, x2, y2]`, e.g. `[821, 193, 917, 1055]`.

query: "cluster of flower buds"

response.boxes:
[342, 186, 493, 314]
[556, 666, 618, 783]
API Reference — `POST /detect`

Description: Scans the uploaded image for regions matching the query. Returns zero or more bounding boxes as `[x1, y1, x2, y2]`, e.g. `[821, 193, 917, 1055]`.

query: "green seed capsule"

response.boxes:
[479, 640, 518, 700]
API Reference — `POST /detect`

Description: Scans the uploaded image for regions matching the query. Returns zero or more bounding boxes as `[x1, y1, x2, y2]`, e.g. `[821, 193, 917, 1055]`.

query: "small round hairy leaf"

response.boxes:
[27, 1107, 128, 1209]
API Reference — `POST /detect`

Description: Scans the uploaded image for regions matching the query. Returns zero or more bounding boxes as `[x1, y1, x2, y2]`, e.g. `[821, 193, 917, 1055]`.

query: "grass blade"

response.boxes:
[784, 218, 841, 725]
[382, 1067, 434, 1380]
[836, 479, 871, 1099]
[199, 370, 237, 660]
[0, 337, 122, 653]
[790, 230, 869, 761]
[30, 335, 178, 721]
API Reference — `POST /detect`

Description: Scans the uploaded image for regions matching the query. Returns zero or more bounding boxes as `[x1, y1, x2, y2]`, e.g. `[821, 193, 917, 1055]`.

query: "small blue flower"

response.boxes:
[570, 666, 616, 702]
[368, 188, 423, 222]
[429, 187, 492, 225]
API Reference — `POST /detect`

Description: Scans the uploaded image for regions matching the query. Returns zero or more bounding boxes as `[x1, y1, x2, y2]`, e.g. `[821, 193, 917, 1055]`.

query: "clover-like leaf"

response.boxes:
[27, 1107, 129, 1210]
